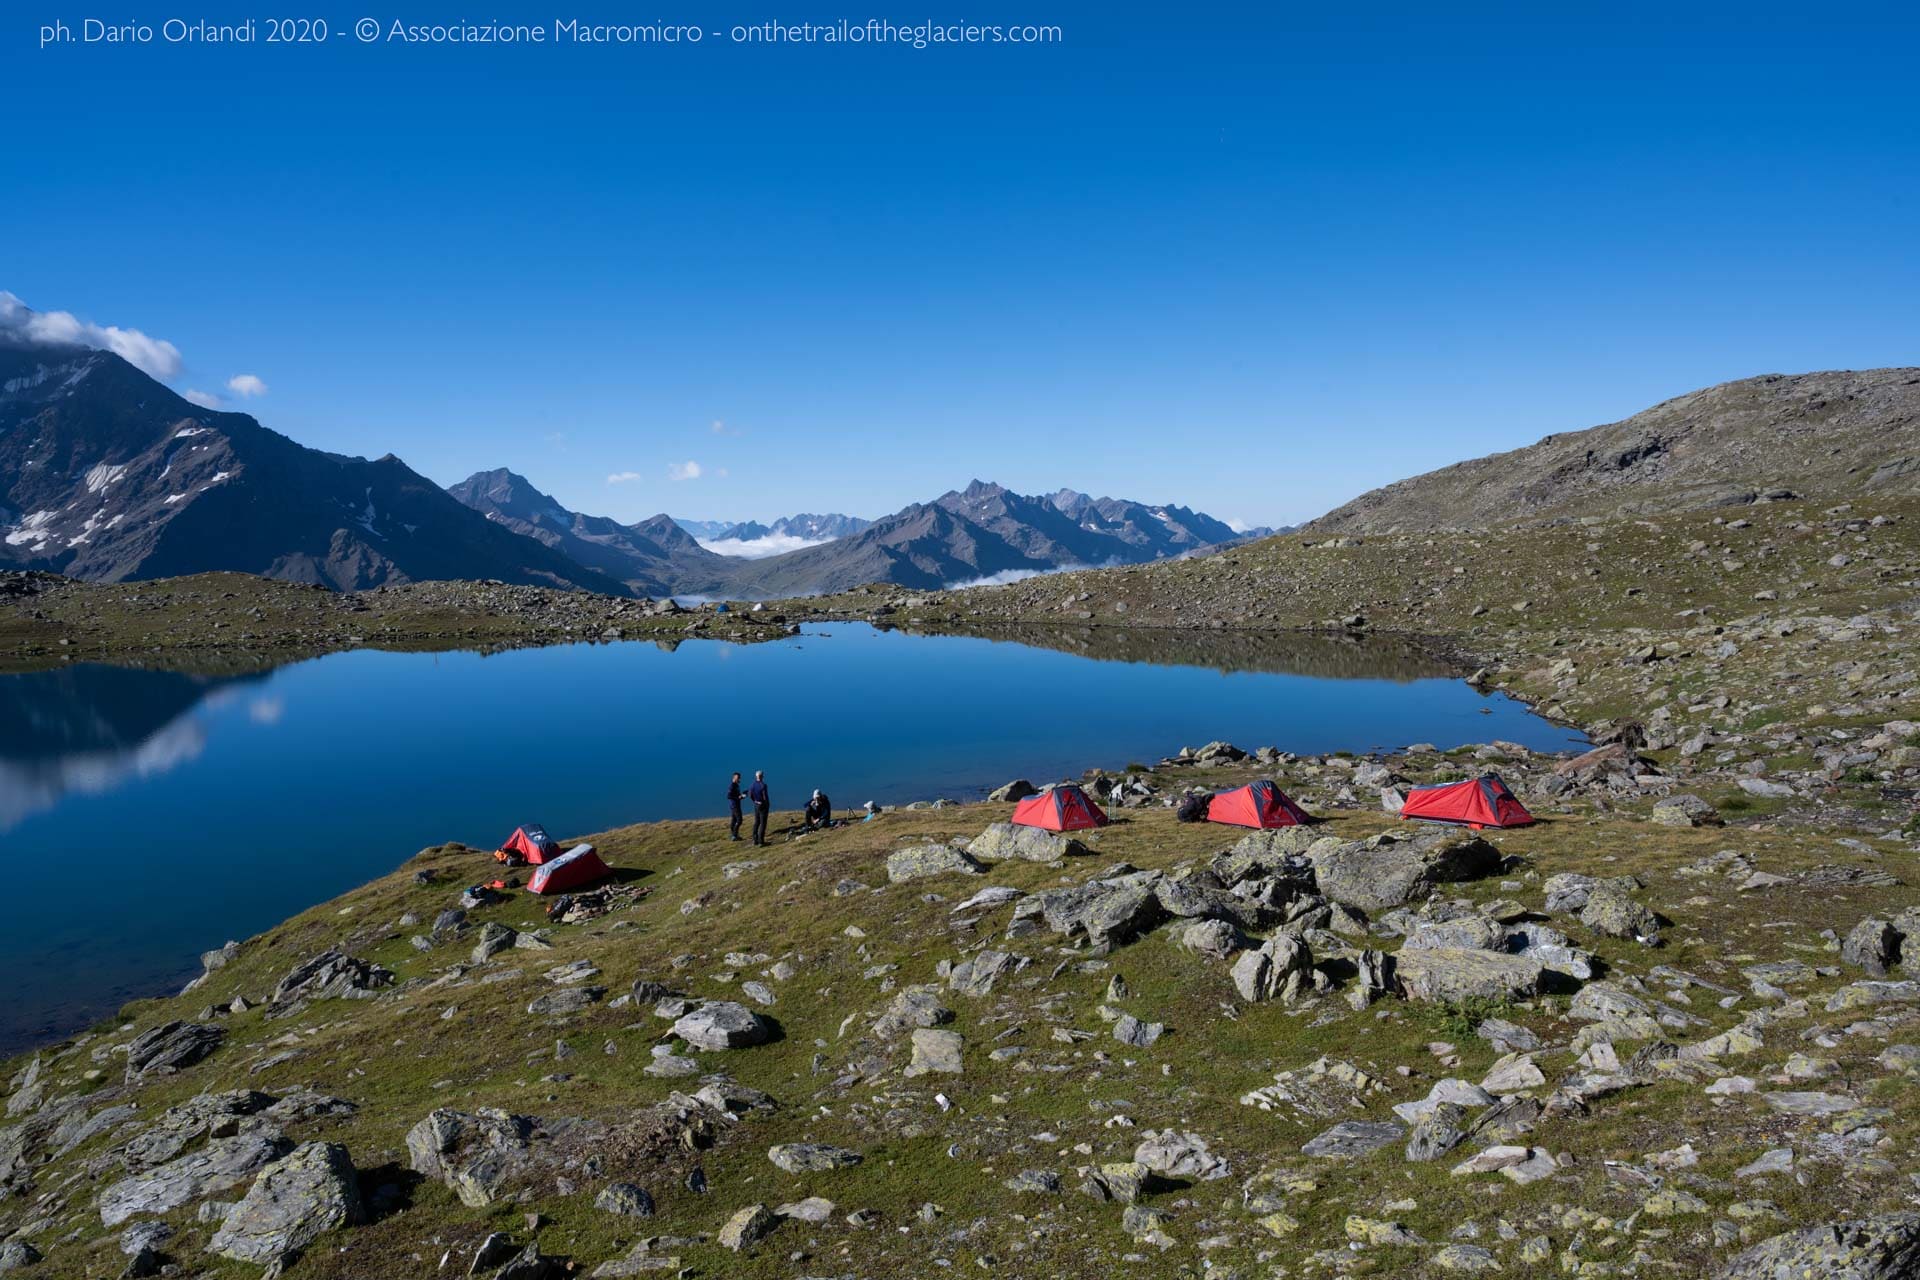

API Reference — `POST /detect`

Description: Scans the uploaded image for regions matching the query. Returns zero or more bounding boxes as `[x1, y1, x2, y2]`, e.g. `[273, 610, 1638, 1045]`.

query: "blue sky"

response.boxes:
[6, 1, 1917, 528]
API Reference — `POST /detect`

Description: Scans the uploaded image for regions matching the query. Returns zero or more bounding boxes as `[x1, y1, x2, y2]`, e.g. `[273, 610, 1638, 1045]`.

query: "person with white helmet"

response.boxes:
[800, 788, 833, 832]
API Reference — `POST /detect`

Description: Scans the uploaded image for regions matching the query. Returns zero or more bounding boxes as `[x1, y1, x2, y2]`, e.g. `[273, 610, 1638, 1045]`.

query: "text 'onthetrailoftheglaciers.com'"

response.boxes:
[37, 16, 1066, 49]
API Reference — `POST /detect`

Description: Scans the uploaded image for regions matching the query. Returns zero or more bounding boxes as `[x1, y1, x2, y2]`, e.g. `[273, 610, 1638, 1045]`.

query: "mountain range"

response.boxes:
[0, 335, 1260, 597]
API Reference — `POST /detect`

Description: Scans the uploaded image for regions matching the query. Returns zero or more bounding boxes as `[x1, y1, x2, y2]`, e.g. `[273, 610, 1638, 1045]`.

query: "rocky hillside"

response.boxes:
[6, 725, 1920, 1278]
[0, 348, 624, 594]
[1309, 369, 1920, 533]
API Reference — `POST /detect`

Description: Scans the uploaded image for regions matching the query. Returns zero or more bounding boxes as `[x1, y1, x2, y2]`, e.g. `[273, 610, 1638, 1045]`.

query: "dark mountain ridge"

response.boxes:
[0, 345, 624, 593]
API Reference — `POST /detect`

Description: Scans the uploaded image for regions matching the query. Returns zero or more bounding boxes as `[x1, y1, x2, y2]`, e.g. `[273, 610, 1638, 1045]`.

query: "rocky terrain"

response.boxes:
[1307, 368, 1920, 532]
[6, 718, 1920, 1278]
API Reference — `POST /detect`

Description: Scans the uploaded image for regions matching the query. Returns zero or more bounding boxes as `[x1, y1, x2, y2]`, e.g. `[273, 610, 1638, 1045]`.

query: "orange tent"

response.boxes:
[1011, 784, 1109, 831]
[1399, 774, 1534, 829]
[1207, 780, 1312, 829]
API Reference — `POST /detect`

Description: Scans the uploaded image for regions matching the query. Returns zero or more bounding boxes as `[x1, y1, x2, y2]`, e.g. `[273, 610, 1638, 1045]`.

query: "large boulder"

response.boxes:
[1155, 876, 1274, 932]
[99, 1132, 290, 1226]
[404, 1108, 538, 1208]
[210, 1141, 364, 1264]
[124, 1021, 225, 1082]
[1309, 832, 1501, 914]
[885, 845, 986, 882]
[1132, 1130, 1229, 1181]
[988, 779, 1038, 803]
[1212, 828, 1323, 884]
[673, 1002, 770, 1050]
[267, 949, 393, 1014]
[1393, 948, 1547, 1004]
[1842, 918, 1903, 977]
[1716, 1213, 1920, 1279]
[967, 823, 1085, 862]
[1032, 873, 1168, 950]
[1579, 887, 1662, 943]
[1231, 935, 1314, 1004]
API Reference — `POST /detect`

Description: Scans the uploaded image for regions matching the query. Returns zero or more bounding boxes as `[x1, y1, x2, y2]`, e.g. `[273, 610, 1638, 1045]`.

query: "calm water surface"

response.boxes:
[0, 624, 1578, 1051]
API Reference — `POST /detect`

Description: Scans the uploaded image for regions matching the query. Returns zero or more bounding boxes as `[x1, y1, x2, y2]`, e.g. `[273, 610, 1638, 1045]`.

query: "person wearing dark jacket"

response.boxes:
[727, 772, 744, 841]
[748, 770, 771, 846]
[801, 789, 832, 831]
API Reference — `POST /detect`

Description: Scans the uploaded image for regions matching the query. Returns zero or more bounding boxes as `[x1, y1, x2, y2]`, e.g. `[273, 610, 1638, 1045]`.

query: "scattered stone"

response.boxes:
[767, 1144, 862, 1173]
[596, 1183, 656, 1216]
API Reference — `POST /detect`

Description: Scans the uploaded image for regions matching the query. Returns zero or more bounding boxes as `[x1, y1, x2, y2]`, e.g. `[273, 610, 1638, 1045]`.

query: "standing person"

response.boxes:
[727, 772, 745, 841]
[748, 770, 771, 846]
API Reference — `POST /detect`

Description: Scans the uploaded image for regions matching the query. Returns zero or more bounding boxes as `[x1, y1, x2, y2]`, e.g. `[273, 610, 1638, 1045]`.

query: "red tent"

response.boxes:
[498, 824, 562, 865]
[1399, 774, 1534, 829]
[528, 843, 613, 894]
[1207, 780, 1312, 829]
[1011, 784, 1109, 831]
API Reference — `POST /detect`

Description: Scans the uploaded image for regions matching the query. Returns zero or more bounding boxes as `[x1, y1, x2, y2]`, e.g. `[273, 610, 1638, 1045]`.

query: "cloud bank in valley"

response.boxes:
[698, 533, 833, 559]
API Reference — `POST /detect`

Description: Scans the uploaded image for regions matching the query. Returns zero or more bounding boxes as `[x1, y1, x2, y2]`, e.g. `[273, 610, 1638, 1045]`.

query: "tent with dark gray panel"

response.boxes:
[1398, 773, 1534, 829]
[1207, 780, 1312, 829]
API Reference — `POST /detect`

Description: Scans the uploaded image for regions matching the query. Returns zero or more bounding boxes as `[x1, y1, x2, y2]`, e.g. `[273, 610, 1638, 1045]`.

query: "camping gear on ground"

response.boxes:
[1175, 792, 1211, 823]
[1207, 780, 1312, 829]
[1011, 783, 1109, 831]
[1398, 773, 1535, 829]
[528, 843, 614, 895]
[498, 824, 561, 865]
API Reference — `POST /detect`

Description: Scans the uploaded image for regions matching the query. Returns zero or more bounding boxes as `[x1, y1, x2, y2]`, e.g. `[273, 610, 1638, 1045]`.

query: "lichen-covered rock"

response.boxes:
[948, 949, 1025, 997]
[967, 823, 1086, 863]
[906, 1028, 965, 1076]
[266, 949, 392, 1014]
[1393, 948, 1546, 1004]
[1033, 873, 1167, 950]
[1842, 918, 1902, 977]
[672, 1002, 769, 1050]
[1231, 934, 1313, 1004]
[1309, 831, 1500, 913]
[99, 1131, 290, 1226]
[885, 844, 986, 882]
[767, 1143, 862, 1173]
[595, 1182, 655, 1216]
[1715, 1212, 1920, 1279]
[0, 1240, 41, 1271]
[124, 1021, 225, 1082]
[1133, 1129, 1229, 1181]
[717, 1203, 779, 1251]
[404, 1108, 537, 1208]
[210, 1141, 364, 1264]
[1155, 875, 1274, 931]
[1580, 886, 1662, 943]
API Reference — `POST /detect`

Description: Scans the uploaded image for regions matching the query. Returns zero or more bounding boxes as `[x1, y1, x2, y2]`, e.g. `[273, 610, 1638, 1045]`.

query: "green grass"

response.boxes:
[9, 789, 1920, 1279]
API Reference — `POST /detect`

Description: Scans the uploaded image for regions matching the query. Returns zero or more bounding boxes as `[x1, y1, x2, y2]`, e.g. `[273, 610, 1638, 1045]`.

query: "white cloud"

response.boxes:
[1226, 517, 1252, 533]
[0, 290, 184, 379]
[710, 418, 741, 436]
[698, 533, 833, 559]
[667, 460, 703, 482]
[182, 389, 223, 409]
[226, 373, 268, 397]
[606, 471, 644, 484]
